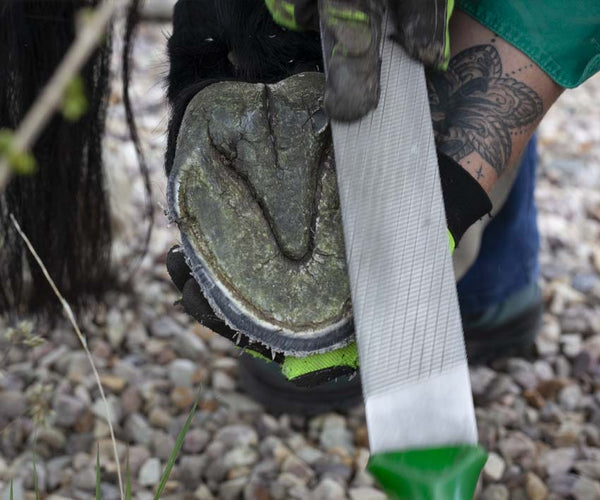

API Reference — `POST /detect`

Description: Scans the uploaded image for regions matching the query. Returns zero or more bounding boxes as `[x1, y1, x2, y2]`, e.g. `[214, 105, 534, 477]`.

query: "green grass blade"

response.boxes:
[125, 449, 132, 500]
[9, 480, 13, 500]
[96, 445, 101, 500]
[153, 391, 200, 500]
[33, 448, 40, 500]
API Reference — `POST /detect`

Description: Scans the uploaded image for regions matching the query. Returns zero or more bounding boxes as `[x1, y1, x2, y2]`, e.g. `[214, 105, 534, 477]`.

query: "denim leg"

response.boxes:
[457, 136, 540, 316]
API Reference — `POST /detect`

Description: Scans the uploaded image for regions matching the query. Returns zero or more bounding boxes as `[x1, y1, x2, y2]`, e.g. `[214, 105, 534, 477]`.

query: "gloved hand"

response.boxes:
[264, 0, 453, 121]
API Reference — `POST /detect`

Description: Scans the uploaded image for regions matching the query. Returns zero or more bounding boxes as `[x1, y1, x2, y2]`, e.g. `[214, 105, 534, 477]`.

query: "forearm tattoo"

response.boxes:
[426, 42, 543, 175]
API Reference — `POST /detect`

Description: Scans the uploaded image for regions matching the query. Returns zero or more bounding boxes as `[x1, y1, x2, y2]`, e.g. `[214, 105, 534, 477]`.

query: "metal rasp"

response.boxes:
[322, 10, 487, 499]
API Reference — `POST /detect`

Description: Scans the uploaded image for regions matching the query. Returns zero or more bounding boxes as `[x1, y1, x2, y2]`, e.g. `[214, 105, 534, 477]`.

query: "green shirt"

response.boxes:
[458, 0, 600, 87]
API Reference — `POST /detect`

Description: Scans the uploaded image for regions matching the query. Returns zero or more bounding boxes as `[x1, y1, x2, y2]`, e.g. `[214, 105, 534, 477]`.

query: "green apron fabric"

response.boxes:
[458, 0, 600, 88]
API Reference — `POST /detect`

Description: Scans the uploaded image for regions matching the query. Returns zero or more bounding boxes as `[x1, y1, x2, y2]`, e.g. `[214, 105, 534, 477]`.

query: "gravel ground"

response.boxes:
[1, 19, 600, 500]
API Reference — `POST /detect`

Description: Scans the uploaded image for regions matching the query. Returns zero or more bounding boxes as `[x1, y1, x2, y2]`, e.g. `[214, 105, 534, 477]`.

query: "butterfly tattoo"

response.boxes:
[427, 44, 543, 175]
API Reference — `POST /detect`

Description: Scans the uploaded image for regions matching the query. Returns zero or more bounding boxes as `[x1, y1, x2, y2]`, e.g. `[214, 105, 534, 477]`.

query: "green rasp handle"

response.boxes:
[368, 445, 487, 500]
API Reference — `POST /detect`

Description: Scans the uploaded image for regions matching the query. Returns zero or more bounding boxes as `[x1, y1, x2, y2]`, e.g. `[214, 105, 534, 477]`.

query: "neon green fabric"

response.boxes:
[324, 5, 368, 23]
[282, 342, 359, 380]
[441, 0, 455, 70]
[457, 0, 600, 88]
[242, 348, 274, 363]
[264, 0, 301, 31]
[447, 229, 456, 254]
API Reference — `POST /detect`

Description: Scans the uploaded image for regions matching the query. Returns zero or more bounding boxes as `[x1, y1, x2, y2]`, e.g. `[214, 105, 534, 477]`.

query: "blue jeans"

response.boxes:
[457, 136, 539, 316]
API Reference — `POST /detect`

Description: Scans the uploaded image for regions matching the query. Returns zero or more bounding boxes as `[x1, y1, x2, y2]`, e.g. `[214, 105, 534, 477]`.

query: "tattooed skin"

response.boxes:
[427, 43, 543, 175]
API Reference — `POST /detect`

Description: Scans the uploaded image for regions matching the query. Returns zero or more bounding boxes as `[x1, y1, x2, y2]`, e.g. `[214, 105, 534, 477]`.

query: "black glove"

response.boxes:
[166, 246, 284, 363]
[264, 0, 454, 121]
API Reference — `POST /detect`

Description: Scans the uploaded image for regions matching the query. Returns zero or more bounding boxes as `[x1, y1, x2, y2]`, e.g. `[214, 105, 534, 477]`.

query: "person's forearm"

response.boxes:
[427, 10, 563, 193]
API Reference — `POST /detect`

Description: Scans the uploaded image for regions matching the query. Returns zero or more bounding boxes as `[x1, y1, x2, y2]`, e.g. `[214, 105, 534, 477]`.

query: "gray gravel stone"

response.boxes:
[525, 472, 548, 500]
[92, 395, 122, 426]
[481, 484, 509, 500]
[540, 447, 578, 476]
[194, 483, 215, 499]
[212, 370, 236, 391]
[205, 457, 228, 483]
[67, 352, 92, 382]
[218, 392, 263, 413]
[121, 385, 143, 416]
[313, 458, 353, 483]
[547, 473, 578, 497]
[174, 328, 209, 359]
[184, 428, 210, 454]
[150, 316, 183, 338]
[244, 478, 273, 500]
[507, 359, 538, 389]
[169, 358, 197, 387]
[349, 487, 387, 500]
[219, 477, 247, 500]
[470, 366, 497, 396]
[297, 445, 324, 465]
[573, 460, 600, 480]
[152, 430, 176, 460]
[125, 413, 153, 446]
[46, 456, 71, 490]
[572, 476, 600, 499]
[22, 460, 47, 493]
[127, 445, 151, 477]
[255, 413, 279, 438]
[1, 479, 24, 500]
[223, 446, 259, 469]
[311, 478, 346, 500]
[179, 455, 208, 488]
[149, 406, 171, 428]
[72, 467, 97, 491]
[0, 391, 26, 419]
[561, 333, 583, 358]
[498, 432, 537, 465]
[53, 394, 86, 426]
[319, 414, 353, 453]
[37, 427, 67, 450]
[281, 454, 315, 483]
[558, 384, 583, 410]
[141, 0, 176, 19]
[215, 424, 259, 448]
[533, 360, 554, 380]
[139, 457, 161, 486]
[65, 432, 94, 455]
[483, 452, 506, 481]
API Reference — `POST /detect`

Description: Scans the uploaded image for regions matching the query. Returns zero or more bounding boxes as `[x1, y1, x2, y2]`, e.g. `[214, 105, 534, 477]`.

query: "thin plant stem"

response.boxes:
[0, 0, 129, 191]
[10, 214, 124, 500]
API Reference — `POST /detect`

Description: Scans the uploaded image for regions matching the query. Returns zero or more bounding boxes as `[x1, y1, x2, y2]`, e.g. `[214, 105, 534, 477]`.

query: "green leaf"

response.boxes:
[125, 449, 132, 500]
[9, 151, 37, 175]
[96, 445, 101, 500]
[0, 129, 37, 175]
[154, 390, 201, 500]
[62, 76, 88, 122]
[0, 129, 14, 155]
[33, 448, 40, 500]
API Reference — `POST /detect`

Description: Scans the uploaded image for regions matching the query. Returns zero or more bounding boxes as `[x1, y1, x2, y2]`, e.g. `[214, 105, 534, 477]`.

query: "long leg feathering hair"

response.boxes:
[0, 0, 147, 314]
[165, 0, 323, 175]
[0, 0, 112, 313]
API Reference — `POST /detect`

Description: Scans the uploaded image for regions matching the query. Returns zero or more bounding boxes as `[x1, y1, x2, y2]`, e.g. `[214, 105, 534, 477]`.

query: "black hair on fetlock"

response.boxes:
[0, 0, 112, 313]
[165, 0, 324, 175]
[0, 0, 150, 314]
